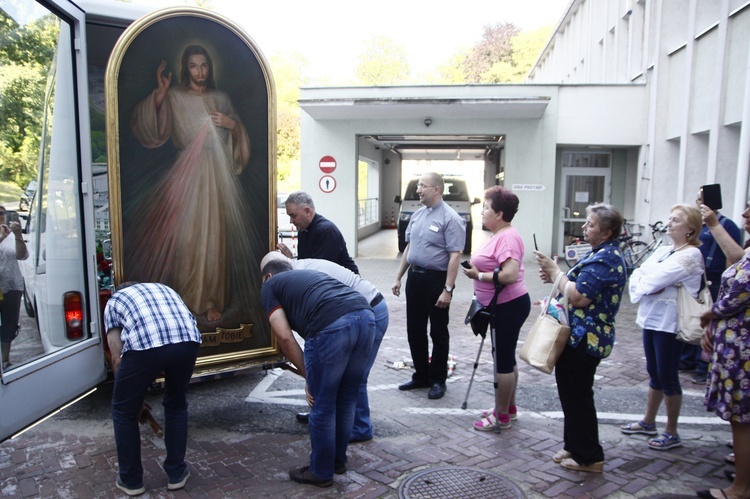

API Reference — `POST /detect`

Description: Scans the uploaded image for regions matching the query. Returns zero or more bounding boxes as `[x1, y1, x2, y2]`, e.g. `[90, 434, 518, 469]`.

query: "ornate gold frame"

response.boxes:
[104, 7, 279, 365]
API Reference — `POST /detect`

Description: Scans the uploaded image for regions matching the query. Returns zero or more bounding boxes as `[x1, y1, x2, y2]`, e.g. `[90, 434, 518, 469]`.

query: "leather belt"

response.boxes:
[409, 266, 446, 274]
[370, 293, 384, 307]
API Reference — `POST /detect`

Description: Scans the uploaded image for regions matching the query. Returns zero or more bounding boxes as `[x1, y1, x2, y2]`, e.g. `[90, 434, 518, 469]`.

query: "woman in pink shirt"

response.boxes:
[462, 186, 530, 430]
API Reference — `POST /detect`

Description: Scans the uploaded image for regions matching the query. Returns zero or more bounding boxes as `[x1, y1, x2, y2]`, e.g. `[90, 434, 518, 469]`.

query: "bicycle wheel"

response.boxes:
[624, 241, 649, 271]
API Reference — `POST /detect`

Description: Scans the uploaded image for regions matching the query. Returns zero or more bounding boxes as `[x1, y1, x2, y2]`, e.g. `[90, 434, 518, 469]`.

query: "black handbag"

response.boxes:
[464, 268, 503, 338]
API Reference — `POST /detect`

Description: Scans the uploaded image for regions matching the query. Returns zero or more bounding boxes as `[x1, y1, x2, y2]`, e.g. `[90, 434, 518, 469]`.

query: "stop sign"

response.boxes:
[319, 155, 336, 174]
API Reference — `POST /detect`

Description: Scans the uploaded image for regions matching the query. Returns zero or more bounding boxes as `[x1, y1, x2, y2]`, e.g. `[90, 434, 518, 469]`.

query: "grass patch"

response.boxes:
[0, 181, 23, 205]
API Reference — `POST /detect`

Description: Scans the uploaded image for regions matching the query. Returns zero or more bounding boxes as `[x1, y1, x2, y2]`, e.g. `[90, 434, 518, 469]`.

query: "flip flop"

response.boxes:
[696, 489, 729, 499]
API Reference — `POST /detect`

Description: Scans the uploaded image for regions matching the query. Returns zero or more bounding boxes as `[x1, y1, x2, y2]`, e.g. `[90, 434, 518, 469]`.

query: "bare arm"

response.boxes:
[106, 327, 123, 374]
[701, 205, 745, 266]
[268, 308, 305, 378]
[462, 257, 519, 285]
[533, 250, 592, 308]
[392, 243, 410, 297]
[436, 251, 461, 308]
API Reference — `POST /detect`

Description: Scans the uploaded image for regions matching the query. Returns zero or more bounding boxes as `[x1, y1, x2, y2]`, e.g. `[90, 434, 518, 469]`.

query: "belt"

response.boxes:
[409, 266, 447, 274]
[370, 293, 384, 307]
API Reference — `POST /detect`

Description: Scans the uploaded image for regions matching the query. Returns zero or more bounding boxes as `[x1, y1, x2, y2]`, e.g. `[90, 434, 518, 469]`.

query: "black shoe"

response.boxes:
[399, 380, 430, 391]
[115, 477, 145, 496]
[349, 436, 373, 444]
[692, 373, 708, 384]
[288, 466, 333, 487]
[678, 362, 696, 371]
[428, 383, 446, 399]
[334, 462, 347, 475]
[167, 470, 190, 491]
[296, 412, 310, 424]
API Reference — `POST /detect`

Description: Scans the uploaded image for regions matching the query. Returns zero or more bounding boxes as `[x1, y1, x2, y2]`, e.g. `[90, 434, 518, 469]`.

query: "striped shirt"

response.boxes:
[103, 283, 201, 353]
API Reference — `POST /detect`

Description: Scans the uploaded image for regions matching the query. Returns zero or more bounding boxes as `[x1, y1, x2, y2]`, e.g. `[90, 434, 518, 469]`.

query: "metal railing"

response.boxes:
[358, 197, 379, 228]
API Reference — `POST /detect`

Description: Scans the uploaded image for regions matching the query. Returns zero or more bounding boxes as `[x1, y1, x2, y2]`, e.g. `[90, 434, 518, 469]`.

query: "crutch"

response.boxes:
[461, 313, 489, 409]
[461, 267, 503, 411]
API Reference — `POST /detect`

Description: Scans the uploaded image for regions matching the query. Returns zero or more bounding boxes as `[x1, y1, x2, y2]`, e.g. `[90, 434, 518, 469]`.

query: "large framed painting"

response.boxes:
[105, 7, 277, 363]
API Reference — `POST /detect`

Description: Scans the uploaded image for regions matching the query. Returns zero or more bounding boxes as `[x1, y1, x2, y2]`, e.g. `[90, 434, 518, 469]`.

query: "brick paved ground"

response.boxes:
[0, 231, 735, 498]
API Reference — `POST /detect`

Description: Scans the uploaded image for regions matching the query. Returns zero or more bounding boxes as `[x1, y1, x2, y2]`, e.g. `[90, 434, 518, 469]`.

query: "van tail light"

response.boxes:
[63, 292, 84, 340]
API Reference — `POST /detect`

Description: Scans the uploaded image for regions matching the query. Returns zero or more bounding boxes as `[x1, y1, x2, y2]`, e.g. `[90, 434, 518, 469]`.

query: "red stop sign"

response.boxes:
[319, 155, 336, 174]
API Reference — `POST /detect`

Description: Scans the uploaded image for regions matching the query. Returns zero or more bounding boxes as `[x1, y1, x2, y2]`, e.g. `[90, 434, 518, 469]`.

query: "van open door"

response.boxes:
[0, 0, 107, 442]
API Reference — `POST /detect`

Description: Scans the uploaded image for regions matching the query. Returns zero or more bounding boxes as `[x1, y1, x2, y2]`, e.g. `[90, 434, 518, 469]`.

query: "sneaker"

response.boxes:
[115, 477, 145, 496]
[620, 420, 658, 436]
[167, 470, 190, 491]
[288, 466, 333, 487]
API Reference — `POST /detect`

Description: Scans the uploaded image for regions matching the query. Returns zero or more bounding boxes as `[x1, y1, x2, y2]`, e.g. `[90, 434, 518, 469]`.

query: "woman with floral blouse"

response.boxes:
[534, 203, 628, 473]
[696, 201, 750, 499]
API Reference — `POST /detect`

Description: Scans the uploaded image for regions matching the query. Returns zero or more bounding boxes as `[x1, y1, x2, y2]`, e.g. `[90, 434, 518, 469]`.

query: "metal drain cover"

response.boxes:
[398, 466, 525, 499]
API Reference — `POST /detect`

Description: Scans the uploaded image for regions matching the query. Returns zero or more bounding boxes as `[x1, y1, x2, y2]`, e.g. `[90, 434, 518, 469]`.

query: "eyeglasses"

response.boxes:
[417, 183, 437, 189]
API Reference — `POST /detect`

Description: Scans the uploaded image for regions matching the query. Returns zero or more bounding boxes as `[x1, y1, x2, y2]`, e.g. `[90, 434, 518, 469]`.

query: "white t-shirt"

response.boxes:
[0, 236, 25, 293]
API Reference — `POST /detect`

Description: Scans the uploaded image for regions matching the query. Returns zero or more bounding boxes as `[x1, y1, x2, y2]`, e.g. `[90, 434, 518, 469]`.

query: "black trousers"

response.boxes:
[405, 267, 449, 384]
[555, 339, 603, 465]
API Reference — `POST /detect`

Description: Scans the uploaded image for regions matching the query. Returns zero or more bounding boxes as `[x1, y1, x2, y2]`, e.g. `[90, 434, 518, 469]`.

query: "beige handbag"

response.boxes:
[520, 273, 571, 374]
[675, 271, 713, 345]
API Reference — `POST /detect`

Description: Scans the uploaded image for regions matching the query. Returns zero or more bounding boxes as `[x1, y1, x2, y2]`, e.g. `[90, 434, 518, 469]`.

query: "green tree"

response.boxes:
[355, 35, 411, 85]
[0, 9, 58, 187]
[270, 52, 308, 190]
[460, 22, 519, 83]
[509, 26, 553, 81]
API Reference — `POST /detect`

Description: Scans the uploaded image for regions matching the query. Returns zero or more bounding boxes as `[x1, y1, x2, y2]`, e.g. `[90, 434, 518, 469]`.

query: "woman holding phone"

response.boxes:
[0, 205, 28, 370]
[461, 186, 530, 431]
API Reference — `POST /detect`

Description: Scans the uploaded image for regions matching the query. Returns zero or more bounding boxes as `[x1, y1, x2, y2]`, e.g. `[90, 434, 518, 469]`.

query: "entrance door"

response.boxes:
[559, 167, 611, 255]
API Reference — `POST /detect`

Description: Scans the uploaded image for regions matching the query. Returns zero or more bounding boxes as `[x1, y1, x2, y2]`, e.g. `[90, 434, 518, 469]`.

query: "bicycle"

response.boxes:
[619, 221, 667, 274]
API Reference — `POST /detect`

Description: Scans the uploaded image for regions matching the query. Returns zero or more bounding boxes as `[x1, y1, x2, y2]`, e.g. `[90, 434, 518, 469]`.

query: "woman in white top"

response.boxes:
[621, 204, 704, 451]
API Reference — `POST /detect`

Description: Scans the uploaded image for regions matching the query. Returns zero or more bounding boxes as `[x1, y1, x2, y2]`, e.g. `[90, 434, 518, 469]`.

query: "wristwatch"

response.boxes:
[444, 284, 454, 294]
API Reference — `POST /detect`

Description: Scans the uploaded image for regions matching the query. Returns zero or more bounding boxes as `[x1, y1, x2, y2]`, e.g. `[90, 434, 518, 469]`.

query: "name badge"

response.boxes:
[429, 224, 439, 233]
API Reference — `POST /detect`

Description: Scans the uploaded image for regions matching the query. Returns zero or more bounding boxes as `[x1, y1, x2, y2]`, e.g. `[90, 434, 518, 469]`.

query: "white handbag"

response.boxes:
[520, 273, 571, 374]
[675, 271, 713, 345]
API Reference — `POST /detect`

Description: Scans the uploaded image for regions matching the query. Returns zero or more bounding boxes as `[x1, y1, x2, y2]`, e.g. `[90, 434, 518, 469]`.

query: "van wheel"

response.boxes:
[23, 285, 35, 318]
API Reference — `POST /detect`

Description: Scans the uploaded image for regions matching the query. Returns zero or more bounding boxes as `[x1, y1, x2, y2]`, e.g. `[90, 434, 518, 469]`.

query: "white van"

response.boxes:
[394, 177, 479, 254]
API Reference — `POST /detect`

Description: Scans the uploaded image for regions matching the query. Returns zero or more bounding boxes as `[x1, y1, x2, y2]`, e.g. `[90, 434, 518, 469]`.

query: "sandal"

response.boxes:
[474, 414, 499, 431]
[696, 489, 729, 499]
[725, 452, 734, 465]
[648, 432, 682, 450]
[620, 420, 658, 436]
[552, 449, 572, 463]
[481, 405, 519, 421]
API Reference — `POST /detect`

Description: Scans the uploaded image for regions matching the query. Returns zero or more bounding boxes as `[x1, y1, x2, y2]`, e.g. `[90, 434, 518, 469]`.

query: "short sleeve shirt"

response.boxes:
[406, 200, 466, 270]
[471, 226, 527, 306]
[261, 269, 370, 339]
[103, 283, 201, 354]
[564, 240, 627, 358]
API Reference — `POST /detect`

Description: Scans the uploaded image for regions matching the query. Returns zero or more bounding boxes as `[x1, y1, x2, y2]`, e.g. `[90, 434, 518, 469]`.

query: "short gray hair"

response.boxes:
[284, 191, 315, 210]
[586, 203, 623, 241]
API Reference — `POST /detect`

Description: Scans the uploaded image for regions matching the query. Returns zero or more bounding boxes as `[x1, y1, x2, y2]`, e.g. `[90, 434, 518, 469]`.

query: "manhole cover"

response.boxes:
[398, 466, 525, 499]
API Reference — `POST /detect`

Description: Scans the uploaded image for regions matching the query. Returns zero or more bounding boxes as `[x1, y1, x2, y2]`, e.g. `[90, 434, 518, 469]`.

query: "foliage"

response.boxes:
[355, 35, 411, 85]
[0, 180, 23, 204]
[270, 52, 308, 185]
[461, 22, 520, 82]
[0, 8, 58, 188]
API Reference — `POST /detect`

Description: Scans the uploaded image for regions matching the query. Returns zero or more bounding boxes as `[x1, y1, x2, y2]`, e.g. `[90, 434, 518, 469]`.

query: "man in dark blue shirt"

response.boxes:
[261, 259, 375, 487]
[278, 191, 359, 274]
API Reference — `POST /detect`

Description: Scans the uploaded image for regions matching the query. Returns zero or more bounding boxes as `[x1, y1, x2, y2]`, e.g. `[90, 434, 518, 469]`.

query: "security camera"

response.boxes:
[424, 118, 432, 127]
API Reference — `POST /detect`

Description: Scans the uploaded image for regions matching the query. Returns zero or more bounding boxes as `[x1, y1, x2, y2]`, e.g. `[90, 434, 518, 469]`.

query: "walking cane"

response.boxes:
[461, 267, 503, 411]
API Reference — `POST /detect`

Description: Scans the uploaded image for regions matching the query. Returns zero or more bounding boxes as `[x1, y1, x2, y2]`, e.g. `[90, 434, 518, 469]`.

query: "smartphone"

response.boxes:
[6, 210, 19, 224]
[533, 233, 539, 251]
[461, 260, 471, 269]
[701, 184, 722, 211]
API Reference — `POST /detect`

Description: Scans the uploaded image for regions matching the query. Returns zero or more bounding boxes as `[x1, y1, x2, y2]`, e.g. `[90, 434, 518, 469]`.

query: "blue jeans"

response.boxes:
[350, 300, 389, 441]
[643, 329, 682, 396]
[112, 342, 199, 487]
[305, 309, 375, 480]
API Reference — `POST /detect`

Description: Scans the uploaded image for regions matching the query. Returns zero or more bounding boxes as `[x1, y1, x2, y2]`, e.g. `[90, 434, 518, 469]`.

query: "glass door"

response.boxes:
[559, 167, 611, 256]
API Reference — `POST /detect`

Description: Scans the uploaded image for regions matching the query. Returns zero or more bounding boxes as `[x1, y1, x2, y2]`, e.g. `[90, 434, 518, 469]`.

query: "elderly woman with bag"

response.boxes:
[695, 201, 750, 499]
[534, 203, 627, 473]
[622, 204, 704, 451]
[462, 186, 530, 431]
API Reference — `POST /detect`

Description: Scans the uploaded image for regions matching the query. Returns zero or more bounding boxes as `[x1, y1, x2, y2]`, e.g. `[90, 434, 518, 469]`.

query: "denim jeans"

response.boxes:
[305, 308, 375, 480]
[112, 342, 199, 487]
[350, 300, 389, 441]
[643, 328, 682, 396]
